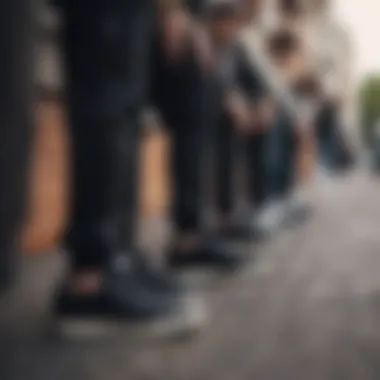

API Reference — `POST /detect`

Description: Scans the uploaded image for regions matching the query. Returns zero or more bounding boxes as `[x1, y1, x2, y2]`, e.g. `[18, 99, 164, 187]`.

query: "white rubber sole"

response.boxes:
[54, 295, 207, 341]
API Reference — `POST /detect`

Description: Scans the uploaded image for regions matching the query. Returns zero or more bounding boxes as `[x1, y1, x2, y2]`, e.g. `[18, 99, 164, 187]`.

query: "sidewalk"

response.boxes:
[4, 171, 380, 380]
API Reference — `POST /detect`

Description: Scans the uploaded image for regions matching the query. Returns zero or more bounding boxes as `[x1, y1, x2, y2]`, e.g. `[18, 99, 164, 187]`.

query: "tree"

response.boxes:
[359, 74, 380, 147]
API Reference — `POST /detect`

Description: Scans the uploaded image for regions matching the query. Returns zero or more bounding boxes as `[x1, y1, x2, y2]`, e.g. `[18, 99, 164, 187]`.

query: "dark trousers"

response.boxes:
[61, 0, 207, 270]
[215, 114, 237, 214]
[246, 132, 268, 207]
[265, 110, 297, 199]
[316, 104, 353, 171]
[60, 0, 155, 269]
[215, 113, 268, 215]
[316, 104, 339, 169]
[0, 0, 34, 291]
[151, 42, 207, 234]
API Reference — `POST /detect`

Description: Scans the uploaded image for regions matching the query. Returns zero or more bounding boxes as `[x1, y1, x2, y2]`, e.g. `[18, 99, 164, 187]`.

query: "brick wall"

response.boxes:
[22, 100, 170, 254]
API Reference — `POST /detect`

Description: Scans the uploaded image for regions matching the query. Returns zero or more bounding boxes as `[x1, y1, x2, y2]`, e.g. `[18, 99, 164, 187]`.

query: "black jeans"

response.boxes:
[316, 104, 338, 169]
[60, 0, 155, 269]
[215, 113, 268, 215]
[0, 0, 34, 291]
[215, 114, 237, 214]
[151, 41, 208, 234]
[246, 132, 268, 207]
[265, 110, 297, 200]
[316, 104, 352, 171]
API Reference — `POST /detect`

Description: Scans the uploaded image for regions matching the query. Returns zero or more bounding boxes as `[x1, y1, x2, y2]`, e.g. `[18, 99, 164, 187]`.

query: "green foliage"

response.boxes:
[359, 74, 380, 147]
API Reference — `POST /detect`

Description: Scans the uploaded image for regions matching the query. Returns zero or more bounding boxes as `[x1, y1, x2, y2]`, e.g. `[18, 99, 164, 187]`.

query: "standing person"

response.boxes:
[206, 0, 249, 236]
[271, 0, 318, 227]
[265, 28, 319, 219]
[54, 0, 207, 338]
[151, 0, 246, 271]
[308, 0, 355, 173]
[214, 0, 275, 241]
[250, 0, 319, 234]
[0, 0, 35, 293]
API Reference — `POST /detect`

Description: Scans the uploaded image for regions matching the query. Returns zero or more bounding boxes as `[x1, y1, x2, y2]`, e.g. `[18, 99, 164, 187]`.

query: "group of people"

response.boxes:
[0, 0, 353, 338]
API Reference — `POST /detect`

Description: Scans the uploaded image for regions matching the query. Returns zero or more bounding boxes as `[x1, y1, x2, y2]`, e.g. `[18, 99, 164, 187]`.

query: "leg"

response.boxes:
[56, 1, 201, 336]
[151, 47, 207, 239]
[214, 115, 261, 242]
[329, 113, 352, 172]
[229, 131, 274, 242]
[285, 122, 314, 226]
[255, 111, 290, 234]
[316, 104, 336, 171]
[268, 110, 295, 198]
[246, 132, 267, 208]
[264, 112, 286, 200]
[171, 115, 204, 235]
[61, 1, 153, 270]
[279, 119, 296, 198]
[155, 59, 245, 271]
[0, 0, 34, 292]
[215, 114, 236, 224]
[167, 112, 244, 270]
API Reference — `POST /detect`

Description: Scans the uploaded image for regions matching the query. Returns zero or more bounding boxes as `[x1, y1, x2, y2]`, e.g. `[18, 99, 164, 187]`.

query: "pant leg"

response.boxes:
[246, 132, 267, 208]
[316, 104, 337, 169]
[330, 117, 352, 170]
[152, 47, 208, 234]
[264, 115, 282, 200]
[265, 110, 292, 199]
[333, 125, 354, 170]
[170, 115, 204, 232]
[117, 118, 142, 251]
[278, 115, 296, 197]
[60, 0, 155, 269]
[215, 113, 236, 215]
[281, 120, 298, 196]
[0, 0, 34, 291]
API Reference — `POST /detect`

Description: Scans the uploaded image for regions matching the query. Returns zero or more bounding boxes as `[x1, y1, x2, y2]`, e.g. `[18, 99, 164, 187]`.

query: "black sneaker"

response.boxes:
[130, 250, 185, 294]
[54, 260, 206, 339]
[167, 240, 245, 272]
[218, 222, 269, 242]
